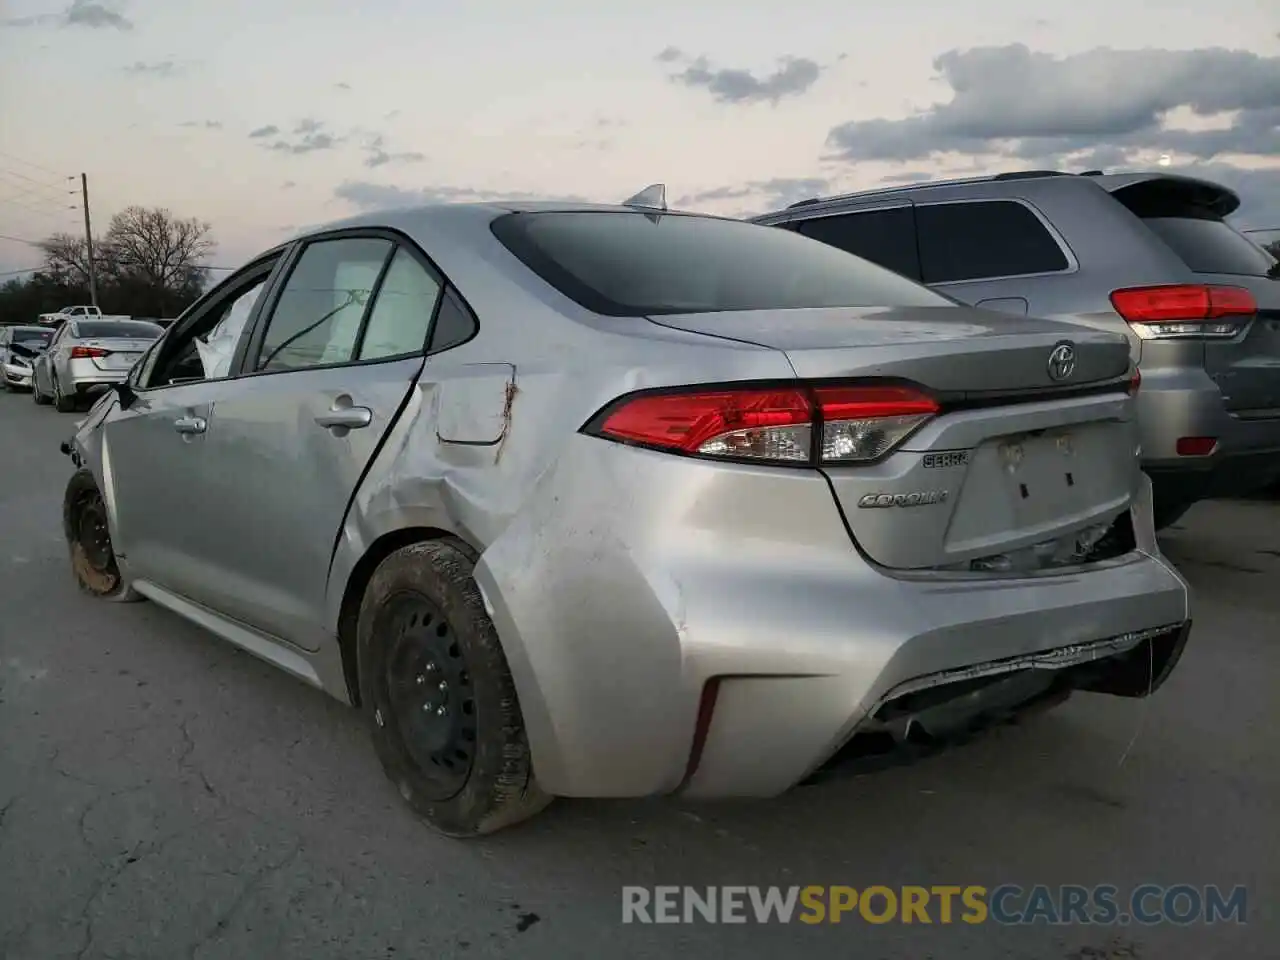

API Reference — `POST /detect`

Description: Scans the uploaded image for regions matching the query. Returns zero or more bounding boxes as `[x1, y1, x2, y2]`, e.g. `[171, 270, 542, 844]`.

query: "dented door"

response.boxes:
[187, 358, 425, 650]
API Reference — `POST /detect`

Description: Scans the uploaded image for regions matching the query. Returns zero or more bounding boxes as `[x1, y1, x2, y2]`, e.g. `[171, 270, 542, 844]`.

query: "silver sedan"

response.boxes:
[33, 318, 163, 412]
[62, 196, 1191, 837]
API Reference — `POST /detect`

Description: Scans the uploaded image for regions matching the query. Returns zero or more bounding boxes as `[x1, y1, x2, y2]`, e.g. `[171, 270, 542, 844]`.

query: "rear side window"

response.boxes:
[795, 207, 922, 280]
[492, 211, 949, 317]
[76, 320, 164, 339]
[915, 201, 1070, 283]
[1140, 217, 1275, 277]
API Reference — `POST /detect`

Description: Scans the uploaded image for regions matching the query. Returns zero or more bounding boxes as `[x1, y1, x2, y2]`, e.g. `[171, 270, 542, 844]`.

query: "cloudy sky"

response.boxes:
[2, 0, 1279, 276]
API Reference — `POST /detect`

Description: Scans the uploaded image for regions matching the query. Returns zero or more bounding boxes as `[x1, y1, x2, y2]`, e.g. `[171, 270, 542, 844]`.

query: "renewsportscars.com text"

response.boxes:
[621, 884, 1248, 926]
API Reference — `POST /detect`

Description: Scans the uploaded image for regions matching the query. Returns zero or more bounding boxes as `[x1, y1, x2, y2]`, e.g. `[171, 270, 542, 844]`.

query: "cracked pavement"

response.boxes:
[1, 392, 1277, 959]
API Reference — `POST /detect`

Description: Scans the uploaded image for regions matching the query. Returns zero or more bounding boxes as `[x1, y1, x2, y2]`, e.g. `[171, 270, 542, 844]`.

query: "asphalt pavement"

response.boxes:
[1, 388, 1276, 959]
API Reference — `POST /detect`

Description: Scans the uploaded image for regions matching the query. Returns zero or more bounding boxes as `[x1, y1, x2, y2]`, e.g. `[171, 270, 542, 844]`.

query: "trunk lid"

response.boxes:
[81, 338, 155, 371]
[647, 305, 1139, 571]
[647, 305, 1130, 392]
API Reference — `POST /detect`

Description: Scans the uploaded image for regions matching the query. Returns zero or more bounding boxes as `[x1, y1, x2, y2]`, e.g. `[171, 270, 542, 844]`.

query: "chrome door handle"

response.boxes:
[315, 399, 373, 431]
[173, 416, 207, 435]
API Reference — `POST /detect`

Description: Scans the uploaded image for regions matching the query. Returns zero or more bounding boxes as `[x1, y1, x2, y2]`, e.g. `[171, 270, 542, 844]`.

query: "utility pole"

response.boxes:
[80, 172, 99, 308]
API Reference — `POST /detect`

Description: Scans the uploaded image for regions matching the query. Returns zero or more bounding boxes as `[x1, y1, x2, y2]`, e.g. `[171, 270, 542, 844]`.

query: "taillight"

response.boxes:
[1110, 285, 1255, 340]
[586, 382, 939, 465]
[70, 345, 109, 359]
[1127, 367, 1141, 394]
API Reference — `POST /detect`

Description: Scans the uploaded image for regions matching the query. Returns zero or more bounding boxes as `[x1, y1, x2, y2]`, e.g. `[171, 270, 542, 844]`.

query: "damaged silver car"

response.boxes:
[61, 190, 1193, 837]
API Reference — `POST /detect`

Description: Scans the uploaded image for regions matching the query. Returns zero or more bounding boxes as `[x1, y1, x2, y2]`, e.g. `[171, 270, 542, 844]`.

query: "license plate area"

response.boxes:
[99, 352, 139, 370]
[945, 422, 1134, 554]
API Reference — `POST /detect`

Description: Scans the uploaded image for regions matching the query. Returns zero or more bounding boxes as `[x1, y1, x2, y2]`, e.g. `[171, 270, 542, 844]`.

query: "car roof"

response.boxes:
[8, 325, 50, 333]
[768, 170, 1241, 218]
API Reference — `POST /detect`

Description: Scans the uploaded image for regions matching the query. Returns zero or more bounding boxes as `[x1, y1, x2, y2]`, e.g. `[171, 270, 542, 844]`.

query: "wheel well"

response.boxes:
[336, 526, 467, 707]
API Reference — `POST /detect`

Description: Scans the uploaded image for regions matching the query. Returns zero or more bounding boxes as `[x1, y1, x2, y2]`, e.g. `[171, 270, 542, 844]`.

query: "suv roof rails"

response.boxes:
[990, 170, 1074, 181]
[783, 169, 1082, 210]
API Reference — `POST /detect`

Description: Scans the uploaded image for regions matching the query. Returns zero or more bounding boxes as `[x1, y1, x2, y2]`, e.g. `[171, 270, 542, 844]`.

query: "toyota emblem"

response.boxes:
[1047, 342, 1076, 382]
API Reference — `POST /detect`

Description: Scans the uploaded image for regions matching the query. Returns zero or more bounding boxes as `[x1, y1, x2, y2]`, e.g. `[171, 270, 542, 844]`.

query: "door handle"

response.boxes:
[315, 402, 373, 431]
[173, 416, 206, 435]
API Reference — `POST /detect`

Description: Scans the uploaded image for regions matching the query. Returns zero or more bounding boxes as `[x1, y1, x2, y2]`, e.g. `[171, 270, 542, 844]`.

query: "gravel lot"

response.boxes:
[1, 389, 1276, 959]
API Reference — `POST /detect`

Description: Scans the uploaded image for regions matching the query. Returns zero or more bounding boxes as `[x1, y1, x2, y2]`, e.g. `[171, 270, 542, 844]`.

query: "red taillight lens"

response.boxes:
[70, 345, 109, 359]
[1127, 367, 1141, 394]
[590, 382, 938, 465]
[595, 387, 812, 461]
[1110, 285, 1255, 340]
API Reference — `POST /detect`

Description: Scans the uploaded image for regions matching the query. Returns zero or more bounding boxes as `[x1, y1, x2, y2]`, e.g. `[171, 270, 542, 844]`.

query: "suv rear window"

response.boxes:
[1140, 216, 1276, 278]
[914, 201, 1071, 283]
[76, 320, 164, 339]
[491, 211, 950, 317]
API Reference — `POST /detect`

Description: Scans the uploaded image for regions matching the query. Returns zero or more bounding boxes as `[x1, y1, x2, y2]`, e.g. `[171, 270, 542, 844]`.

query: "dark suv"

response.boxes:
[753, 171, 1280, 527]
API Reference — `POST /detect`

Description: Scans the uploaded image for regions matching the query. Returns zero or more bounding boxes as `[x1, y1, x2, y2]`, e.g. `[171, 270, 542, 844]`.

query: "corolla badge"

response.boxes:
[1047, 341, 1076, 382]
[857, 490, 949, 508]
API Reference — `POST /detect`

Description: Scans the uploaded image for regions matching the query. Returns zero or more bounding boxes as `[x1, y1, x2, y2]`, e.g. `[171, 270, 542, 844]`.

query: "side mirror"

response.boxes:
[111, 380, 137, 411]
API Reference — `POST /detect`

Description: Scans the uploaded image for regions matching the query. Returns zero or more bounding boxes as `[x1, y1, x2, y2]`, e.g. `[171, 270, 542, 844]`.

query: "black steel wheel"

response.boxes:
[357, 538, 550, 837]
[382, 592, 478, 798]
[62, 468, 141, 601]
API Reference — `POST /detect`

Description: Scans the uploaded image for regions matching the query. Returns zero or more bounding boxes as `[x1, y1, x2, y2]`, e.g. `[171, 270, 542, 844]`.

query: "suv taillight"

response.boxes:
[584, 382, 939, 466]
[1110, 284, 1256, 340]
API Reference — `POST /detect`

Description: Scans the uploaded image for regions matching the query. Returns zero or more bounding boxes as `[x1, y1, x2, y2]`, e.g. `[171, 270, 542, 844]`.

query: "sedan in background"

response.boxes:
[62, 196, 1190, 837]
[0, 324, 53, 391]
[33, 318, 164, 412]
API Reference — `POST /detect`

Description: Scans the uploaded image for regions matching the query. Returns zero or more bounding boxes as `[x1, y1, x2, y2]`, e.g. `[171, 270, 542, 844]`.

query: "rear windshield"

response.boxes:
[491, 211, 951, 316]
[12, 328, 52, 346]
[1142, 217, 1277, 278]
[75, 320, 164, 339]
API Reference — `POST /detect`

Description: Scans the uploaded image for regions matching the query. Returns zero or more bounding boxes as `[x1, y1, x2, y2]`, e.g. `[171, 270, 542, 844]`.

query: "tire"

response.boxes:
[53, 375, 76, 413]
[62, 469, 143, 602]
[357, 538, 550, 837]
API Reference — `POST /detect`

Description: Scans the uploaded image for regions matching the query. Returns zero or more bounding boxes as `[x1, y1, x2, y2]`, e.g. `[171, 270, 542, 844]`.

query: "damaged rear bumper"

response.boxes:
[475, 436, 1192, 802]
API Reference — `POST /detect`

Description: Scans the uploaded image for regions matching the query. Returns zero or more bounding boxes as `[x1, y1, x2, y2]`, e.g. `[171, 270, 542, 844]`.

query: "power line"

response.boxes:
[0, 266, 42, 278]
[0, 172, 75, 208]
[0, 233, 45, 246]
[0, 149, 70, 181]
[0, 193, 77, 222]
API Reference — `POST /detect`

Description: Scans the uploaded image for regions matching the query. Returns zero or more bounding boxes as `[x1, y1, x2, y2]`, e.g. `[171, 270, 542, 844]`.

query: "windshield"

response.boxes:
[491, 211, 952, 316]
[12, 328, 52, 346]
[75, 320, 164, 339]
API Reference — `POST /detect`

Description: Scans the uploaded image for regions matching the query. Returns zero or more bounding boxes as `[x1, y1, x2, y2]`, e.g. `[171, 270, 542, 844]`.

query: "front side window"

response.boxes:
[255, 237, 393, 372]
[492, 210, 950, 317]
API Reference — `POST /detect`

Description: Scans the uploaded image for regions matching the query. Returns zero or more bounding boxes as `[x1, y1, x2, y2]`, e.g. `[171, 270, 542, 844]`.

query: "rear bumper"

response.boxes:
[1137, 369, 1280, 499]
[475, 437, 1191, 801]
[66, 362, 127, 395]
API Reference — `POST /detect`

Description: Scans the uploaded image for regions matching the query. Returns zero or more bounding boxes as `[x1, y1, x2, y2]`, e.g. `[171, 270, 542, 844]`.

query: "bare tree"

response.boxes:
[104, 206, 215, 292]
[38, 232, 94, 287]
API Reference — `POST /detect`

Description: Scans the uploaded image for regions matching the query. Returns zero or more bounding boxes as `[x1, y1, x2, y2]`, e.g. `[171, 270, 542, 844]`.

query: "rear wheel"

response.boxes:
[63, 469, 142, 602]
[53, 375, 76, 413]
[357, 538, 550, 837]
